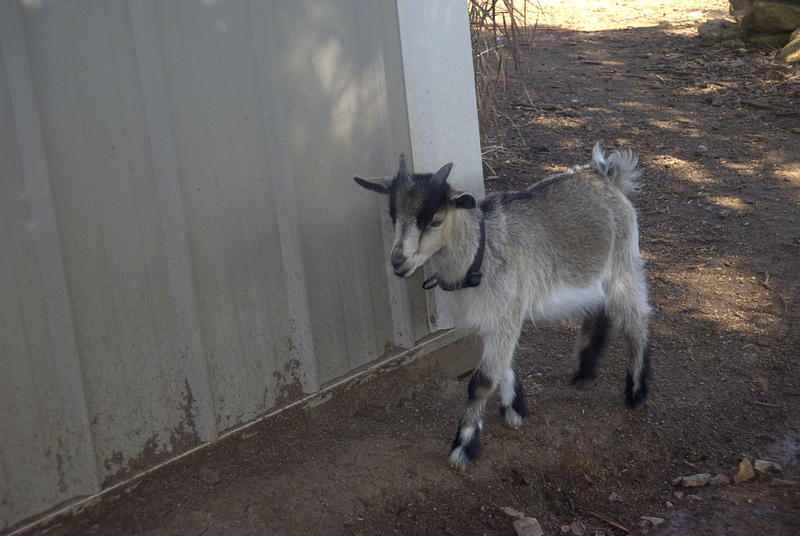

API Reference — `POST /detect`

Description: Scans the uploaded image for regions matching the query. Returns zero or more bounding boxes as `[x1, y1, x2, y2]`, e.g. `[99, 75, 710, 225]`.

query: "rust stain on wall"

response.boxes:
[274, 359, 304, 406]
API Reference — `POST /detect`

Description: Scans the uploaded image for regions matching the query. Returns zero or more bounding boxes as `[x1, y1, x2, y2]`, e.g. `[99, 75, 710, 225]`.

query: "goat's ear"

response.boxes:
[450, 191, 476, 209]
[354, 176, 392, 195]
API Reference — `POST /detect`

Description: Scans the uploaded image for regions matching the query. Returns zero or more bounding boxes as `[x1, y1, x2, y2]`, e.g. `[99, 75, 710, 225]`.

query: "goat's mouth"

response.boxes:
[393, 267, 411, 277]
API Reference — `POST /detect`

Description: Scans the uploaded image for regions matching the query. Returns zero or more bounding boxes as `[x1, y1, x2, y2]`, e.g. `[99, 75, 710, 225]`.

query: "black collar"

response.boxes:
[423, 212, 485, 291]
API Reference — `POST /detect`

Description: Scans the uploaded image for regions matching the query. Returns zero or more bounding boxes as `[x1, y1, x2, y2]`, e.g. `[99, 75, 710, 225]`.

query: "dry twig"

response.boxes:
[584, 508, 634, 535]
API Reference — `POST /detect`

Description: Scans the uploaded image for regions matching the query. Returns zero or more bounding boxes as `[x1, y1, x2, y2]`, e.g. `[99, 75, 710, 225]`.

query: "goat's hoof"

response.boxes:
[449, 425, 481, 470]
[448, 447, 473, 471]
[500, 406, 525, 429]
[625, 374, 649, 409]
[571, 373, 597, 390]
[625, 393, 648, 410]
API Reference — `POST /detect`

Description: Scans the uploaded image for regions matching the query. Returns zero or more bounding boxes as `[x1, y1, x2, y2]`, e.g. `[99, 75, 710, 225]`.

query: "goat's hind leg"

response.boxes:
[499, 366, 528, 428]
[607, 276, 652, 409]
[571, 307, 612, 389]
[623, 324, 651, 409]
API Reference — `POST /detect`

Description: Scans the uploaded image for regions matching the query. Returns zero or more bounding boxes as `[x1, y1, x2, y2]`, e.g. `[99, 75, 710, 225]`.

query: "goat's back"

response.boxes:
[478, 164, 639, 302]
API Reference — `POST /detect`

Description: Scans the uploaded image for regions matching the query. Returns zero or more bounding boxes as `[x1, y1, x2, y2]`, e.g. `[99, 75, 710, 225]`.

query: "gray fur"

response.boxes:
[355, 145, 652, 469]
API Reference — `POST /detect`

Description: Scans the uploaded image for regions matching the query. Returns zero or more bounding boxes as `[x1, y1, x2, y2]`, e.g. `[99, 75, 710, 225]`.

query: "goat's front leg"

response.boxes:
[449, 329, 522, 469]
[448, 368, 493, 470]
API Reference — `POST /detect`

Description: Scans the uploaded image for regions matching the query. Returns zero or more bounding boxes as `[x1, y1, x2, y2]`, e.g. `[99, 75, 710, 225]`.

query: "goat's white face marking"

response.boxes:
[391, 209, 450, 277]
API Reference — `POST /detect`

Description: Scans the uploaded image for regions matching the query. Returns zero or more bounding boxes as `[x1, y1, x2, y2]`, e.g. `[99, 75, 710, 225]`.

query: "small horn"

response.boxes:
[430, 162, 453, 188]
[399, 153, 408, 176]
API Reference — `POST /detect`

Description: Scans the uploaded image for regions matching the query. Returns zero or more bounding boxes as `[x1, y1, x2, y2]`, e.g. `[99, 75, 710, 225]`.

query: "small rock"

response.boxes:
[666, 501, 675, 508]
[676, 473, 711, 487]
[608, 491, 621, 501]
[197, 467, 221, 486]
[641, 516, 666, 526]
[502, 507, 526, 519]
[674, 491, 684, 500]
[697, 19, 744, 39]
[513, 517, 545, 536]
[570, 521, 587, 535]
[770, 478, 799, 487]
[734, 458, 756, 483]
[561, 525, 571, 534]
[686, 494, 702, 502]
[710, 473, 731, 486]
[754, 459, 783, 474]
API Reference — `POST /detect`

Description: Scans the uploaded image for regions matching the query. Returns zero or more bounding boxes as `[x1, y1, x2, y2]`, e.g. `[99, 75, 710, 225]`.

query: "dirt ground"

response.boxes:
[20, 1, 800, 535]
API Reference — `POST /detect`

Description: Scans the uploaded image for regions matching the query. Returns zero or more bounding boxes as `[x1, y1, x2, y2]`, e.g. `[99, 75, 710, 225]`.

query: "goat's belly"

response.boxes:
[529, 282, 605, 321]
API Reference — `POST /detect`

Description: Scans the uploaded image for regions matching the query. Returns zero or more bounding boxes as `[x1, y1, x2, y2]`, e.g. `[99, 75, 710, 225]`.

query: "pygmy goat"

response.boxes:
[354, 145, 652, 470]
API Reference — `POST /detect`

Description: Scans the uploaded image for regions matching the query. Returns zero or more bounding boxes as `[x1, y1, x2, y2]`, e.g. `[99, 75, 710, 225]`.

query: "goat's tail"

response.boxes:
[591, 143, 643, 198]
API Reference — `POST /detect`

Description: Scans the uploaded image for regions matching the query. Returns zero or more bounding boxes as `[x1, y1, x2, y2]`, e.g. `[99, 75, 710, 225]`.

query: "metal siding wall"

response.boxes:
[0, 1, 100, 525]
[149, 1, 297, 434]
[0, 0, 480, 531]
[14, 1, 210, 487]
[267, 0, 397, 384]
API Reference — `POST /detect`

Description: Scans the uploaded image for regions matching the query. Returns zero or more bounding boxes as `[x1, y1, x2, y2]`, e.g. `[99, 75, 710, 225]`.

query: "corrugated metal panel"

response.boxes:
[0, 0, 100, 522]
[0, 0, 481, 531]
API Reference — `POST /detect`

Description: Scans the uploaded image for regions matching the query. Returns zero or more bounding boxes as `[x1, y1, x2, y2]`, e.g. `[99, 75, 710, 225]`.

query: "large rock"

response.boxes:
[779, 27, 800, 60]
[728, 1, 800, 60]
[750, 31, 793, 46]
[732, 1, 800, 32]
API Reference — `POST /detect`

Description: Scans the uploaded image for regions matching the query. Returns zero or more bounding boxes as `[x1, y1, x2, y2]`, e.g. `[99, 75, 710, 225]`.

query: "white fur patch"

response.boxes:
[448, 446, 470, 470]
[530, 281, 605, 321]
[459, 426, 476, 444]
[502, 408, 524, 429]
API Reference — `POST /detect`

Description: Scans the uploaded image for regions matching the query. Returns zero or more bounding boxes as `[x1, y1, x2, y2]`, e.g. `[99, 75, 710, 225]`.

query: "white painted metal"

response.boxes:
[0, 0, 482, 531]
[396, 0, 485, 332]
[130, 0, 218, 445]
[0, 1, 100, 524]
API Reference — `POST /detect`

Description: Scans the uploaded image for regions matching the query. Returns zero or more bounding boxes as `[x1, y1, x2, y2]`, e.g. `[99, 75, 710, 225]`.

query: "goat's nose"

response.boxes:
[390, 247, 406, 269]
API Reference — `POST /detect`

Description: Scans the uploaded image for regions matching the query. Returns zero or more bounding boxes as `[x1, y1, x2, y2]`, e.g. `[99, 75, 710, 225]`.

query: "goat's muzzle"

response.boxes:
[390, 247, 409, 276]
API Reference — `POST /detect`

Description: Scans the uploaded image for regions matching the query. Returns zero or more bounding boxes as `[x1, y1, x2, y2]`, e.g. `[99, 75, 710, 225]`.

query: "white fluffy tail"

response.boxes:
[591, 143, 642, 197]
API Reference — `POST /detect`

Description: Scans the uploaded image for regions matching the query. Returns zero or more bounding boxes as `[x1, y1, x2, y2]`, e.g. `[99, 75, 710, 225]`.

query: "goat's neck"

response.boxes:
[430, 208, 482, 287]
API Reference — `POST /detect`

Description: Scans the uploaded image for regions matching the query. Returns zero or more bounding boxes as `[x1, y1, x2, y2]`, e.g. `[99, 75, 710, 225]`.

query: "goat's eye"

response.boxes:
[429, 219, 444, 229]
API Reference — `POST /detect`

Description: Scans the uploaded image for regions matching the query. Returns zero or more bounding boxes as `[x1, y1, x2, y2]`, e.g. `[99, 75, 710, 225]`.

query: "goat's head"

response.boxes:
[355, 154, 476, 278]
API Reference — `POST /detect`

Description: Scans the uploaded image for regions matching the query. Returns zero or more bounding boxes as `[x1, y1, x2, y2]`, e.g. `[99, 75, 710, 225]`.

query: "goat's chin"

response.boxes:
[394, 266, 417, 278]
[393, 259, 425, 278]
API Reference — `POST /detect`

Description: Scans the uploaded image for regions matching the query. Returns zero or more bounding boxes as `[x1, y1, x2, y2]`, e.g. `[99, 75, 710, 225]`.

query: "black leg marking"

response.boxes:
[449, 368, 493, 469]
[449, 423, 481, 468]
[500, 374, 529, 422]
[625, 341, 651, 409]
[467, 368, 492, 401]
[511, 377, 529, 418]
[572, 309, 611, 389]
